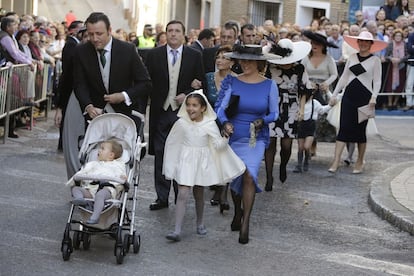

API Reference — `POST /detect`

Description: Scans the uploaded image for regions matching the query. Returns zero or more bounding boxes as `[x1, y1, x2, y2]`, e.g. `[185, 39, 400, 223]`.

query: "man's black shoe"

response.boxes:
[8, 132, 19, 138]
[149, 199, 168, 210]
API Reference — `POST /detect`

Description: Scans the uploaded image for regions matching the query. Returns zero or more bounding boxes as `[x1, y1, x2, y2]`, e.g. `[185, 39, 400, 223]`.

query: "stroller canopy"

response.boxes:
[79, 113, 138, 161]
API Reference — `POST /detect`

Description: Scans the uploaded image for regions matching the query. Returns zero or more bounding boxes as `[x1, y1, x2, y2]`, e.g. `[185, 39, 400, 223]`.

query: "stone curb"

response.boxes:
[368, 161, 414, 235]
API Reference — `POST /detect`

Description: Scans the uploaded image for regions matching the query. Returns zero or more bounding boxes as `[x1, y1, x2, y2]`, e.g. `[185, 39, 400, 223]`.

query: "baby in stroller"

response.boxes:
[66, 139, 127, 224]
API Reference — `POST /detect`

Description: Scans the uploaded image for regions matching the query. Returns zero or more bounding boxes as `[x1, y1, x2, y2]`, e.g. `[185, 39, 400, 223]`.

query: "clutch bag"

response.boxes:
[357, 104, 375, 123]
[225, 95, 240, 118]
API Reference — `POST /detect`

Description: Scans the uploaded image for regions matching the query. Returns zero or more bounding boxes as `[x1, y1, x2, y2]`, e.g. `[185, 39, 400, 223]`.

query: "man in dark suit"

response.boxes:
[74, 12, 151, 124]
[54, 20, 84, 149]
[145, 20, 204, 210]
[189, 28, 215, 53]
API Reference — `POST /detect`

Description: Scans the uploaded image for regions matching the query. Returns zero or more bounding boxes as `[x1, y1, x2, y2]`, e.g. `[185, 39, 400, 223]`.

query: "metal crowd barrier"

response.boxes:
[378, 92, 414, 96]
[0, 63, 50, 143]
[335, 60, 414, 98]
[0, 67, 8, 116]
[379, 60, 414, 96]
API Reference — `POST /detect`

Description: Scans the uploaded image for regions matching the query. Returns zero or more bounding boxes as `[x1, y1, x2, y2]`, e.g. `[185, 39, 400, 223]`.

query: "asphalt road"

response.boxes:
[1, 113, 414, 275]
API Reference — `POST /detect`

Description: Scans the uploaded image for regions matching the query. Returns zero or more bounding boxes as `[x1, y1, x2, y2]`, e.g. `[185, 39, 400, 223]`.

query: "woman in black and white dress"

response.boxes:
[328, 31, 387, 174]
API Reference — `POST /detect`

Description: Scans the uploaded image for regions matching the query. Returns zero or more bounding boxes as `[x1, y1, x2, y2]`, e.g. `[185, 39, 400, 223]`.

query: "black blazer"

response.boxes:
[202, 45, 219, 73]
[190, 41, 203, 53]
[73, 38, 151, 116]
[57, 36, 78, 111]
[144, 45, 204, 154]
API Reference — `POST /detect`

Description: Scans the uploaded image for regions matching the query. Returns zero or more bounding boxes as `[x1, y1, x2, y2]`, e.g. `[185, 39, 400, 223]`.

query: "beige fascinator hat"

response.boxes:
[344, 31, 388, 53]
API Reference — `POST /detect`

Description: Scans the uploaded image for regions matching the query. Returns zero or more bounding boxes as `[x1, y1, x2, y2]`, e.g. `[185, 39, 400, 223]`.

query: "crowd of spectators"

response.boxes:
[134, 2, 414, 111]
[2, 2, 414, 141]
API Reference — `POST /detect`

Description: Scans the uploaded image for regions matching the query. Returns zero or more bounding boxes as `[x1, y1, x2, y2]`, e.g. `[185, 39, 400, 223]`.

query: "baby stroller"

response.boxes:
[61, 112, 146, 264]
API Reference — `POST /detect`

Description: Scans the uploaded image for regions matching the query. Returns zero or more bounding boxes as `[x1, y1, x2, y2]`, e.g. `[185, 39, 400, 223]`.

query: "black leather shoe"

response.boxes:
[149, 199, 168, 211]
[8, 132, 19, 138]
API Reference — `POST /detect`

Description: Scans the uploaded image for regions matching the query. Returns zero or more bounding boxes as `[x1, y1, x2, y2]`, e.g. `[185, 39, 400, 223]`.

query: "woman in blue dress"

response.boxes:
[216, 45, 279, 244]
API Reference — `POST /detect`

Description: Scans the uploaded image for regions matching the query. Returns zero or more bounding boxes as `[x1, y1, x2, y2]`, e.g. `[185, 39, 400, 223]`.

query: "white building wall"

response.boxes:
[209, 0, 222, 28]
[136, 0, 159, 34]
[296, 0, 331, 28]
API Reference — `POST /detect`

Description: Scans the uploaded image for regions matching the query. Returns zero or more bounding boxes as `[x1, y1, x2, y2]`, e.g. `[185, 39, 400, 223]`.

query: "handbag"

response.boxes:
[357, 104, 375, 123]
[225, 95, 239, 118]
[327, 100, 341, 129]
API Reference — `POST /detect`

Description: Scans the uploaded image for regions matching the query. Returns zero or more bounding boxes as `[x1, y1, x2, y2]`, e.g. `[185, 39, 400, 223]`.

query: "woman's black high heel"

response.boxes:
[219, 183, 230, 213]
[239, 223, 249, 244]
[230, 211, 242, 231]
[265, 176, 273, 191]
[238, 231, 249, 244]
[220, 202, 230, 214]
[279, 165, 287, 183]
[210, 185, 222, 206]
[231, 219, 241, 231]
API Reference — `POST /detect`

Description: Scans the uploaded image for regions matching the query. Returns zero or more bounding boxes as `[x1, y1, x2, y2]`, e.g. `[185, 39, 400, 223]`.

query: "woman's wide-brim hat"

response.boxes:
[344, 31, 388, 53]
[224, 44, 281, 61]
[266, 39, 311, 65]
[303, 30, 338, 48]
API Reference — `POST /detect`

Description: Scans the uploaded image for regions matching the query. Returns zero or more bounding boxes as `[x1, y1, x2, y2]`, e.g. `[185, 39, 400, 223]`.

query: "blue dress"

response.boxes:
[216, 75, 279, 195]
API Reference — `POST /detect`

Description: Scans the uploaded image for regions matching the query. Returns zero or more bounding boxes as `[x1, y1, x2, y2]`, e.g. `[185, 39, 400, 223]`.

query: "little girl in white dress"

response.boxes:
[163, 90, 245, 242]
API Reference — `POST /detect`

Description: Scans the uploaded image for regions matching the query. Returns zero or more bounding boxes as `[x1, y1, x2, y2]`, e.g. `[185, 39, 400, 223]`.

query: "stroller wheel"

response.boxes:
[123, 234, 131, 254]
[62, 243, 71, 261]
[132, 232, 141, 254]
[115, 246, 124, 264]
[73, 232, 81, 250]
[61, 224, 73, 261]
[82, 233, 91, 250]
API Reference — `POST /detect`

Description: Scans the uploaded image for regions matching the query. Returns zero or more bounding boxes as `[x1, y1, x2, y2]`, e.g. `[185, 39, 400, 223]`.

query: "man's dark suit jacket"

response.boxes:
[73, 38, 151, 116]
[57, 36, 78, 111]
[202, 45, 219, 73]
[144, 45, 204, 155]
[190, 41, 203, 53]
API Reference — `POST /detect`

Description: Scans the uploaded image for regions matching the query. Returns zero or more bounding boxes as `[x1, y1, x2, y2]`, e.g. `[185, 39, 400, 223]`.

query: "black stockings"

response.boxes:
[265, 137, 293, 185]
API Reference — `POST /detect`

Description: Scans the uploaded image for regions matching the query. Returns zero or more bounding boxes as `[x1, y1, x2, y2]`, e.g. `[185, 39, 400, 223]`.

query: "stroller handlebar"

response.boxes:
[131, 110, 145, 123]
